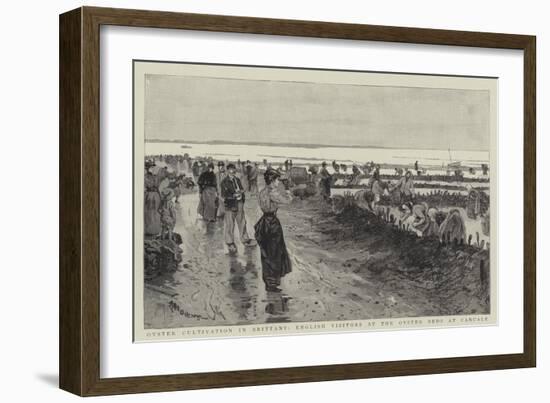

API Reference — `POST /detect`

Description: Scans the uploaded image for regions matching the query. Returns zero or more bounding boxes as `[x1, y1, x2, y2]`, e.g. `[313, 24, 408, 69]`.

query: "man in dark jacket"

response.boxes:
[221, 163, 256, 254]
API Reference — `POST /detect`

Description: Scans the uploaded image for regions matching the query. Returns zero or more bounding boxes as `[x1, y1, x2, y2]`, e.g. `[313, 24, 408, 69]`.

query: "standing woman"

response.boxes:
[160, 188, 177, 240]
[319, 162, 332, 201]
[197, 162, 218, 222]
[255, 169, 293, 292]
[192, 160, 200, 181]
[144, 161, 162, 237]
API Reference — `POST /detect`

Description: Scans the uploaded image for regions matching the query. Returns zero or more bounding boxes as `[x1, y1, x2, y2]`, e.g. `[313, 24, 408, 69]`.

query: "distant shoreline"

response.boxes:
[145, 138, 489, 153]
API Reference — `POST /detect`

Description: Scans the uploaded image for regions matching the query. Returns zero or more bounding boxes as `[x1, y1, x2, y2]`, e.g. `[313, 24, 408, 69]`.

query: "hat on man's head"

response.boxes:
[218, 161, 225, 167]
[226, 163, 236, 170]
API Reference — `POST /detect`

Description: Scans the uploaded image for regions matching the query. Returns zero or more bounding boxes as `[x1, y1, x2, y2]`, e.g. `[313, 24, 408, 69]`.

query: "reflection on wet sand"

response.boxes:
[264, 293, 291, 323]
[225, 247, 292, 324]
[227, 250, 259, 323]
[146, 182, 490, 332]
[145, 191, 373, 329]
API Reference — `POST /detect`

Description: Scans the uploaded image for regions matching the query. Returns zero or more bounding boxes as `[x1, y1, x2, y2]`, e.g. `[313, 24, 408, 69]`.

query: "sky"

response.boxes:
[144, 73, 491, 151]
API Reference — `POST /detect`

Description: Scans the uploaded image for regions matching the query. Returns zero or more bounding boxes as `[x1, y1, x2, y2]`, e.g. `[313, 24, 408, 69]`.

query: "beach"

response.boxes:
[144, 177, 490, 329]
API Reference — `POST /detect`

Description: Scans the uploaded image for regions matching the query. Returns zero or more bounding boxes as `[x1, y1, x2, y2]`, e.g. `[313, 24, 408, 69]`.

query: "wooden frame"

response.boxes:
[59, 6, 536, 396]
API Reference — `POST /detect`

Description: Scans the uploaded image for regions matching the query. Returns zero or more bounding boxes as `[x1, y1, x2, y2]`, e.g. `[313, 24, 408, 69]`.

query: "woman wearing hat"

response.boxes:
[319, 162, 332, 201]
[254, 169, 293, 292]
[144, 162, 161, 237]
[197, 162, 218, 222]
[160, 188, 177, 240]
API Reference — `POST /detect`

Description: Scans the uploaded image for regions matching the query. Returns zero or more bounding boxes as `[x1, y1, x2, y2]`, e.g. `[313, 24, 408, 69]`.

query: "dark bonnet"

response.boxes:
[264, 169, 280, 185]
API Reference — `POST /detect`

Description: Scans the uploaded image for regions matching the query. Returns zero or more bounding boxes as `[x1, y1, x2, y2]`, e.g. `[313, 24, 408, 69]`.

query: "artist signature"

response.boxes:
[168, 300, 211, 320]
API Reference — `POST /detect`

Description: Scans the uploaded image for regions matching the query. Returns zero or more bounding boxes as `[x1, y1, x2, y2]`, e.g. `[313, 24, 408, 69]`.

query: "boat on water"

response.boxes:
[446, 147, 462, 169]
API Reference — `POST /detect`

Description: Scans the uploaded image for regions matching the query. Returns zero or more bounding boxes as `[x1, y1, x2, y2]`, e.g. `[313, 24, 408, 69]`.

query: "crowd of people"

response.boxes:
[315, 160, 474, 244]
[144, 153, 478, 292]
[144, 159, 187, 241]
[316, 161, 417, 210]
[144, 155, 294, 293]
[144, 154, 421, 236]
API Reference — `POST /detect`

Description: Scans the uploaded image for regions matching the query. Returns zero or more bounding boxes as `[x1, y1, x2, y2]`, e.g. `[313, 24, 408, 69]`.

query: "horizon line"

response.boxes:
[145, 138, 489, 153]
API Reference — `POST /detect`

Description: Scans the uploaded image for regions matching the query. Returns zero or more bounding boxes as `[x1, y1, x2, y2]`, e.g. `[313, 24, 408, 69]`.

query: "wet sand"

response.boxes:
[144, 185, 489, 329]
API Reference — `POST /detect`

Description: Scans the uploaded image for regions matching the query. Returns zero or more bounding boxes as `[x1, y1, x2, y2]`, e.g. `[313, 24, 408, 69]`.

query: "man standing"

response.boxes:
[221, 163, 256, 254]
[247, 161, 259, 195]
[396, 170, 415, 203]
[216, 161, 227, 219]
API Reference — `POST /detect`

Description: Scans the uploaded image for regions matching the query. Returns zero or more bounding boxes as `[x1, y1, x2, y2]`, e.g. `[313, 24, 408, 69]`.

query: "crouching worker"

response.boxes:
[254, 169, 293, 292]
[400, 202, 440, 238]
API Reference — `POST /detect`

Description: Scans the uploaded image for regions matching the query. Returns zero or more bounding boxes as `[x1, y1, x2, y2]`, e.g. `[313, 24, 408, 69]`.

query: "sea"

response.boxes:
[145, 141, 489, 172]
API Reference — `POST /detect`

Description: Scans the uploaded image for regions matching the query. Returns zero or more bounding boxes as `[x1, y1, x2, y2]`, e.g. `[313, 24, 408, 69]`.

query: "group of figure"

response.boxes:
[146, 156, 294, 293]
[144, 160, 185, 241]
[196, 160, 260, 222]
[146, 154, 472, 294]
[317, 160, 416, 211]
[399, 202, 466, 243]
[204, 162, 294, 292]
[145, 153, 475, 293]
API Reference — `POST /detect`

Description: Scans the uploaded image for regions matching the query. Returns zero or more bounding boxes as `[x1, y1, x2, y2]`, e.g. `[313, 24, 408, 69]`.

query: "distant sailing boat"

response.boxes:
[447, 146, 461, 169]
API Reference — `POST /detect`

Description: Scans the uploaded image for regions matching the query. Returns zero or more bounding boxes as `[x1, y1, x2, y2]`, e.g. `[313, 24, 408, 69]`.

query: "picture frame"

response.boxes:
[59, 6, 536, 396]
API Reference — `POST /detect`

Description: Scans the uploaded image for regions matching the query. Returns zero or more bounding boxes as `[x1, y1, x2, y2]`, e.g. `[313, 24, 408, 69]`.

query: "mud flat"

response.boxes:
[144, 190, 490, 330]
[281, 198, 490, 318]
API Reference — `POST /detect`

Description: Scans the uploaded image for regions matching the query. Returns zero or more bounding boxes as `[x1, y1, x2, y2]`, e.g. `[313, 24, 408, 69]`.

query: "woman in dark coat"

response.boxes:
[254, 169, 293, 292]
[197, 162, 218, 222]
[319, 162, 332, 201]
[144, 165, 162, 237]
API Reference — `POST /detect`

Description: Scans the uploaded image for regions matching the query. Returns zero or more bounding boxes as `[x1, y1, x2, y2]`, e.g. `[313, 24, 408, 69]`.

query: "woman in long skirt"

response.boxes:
[197, 162, 218, 222]
[160, 188, 177, 240]
[319, 162, 332, 201]
[144, 169, 162, 237]
[254, 169, 293, 292]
